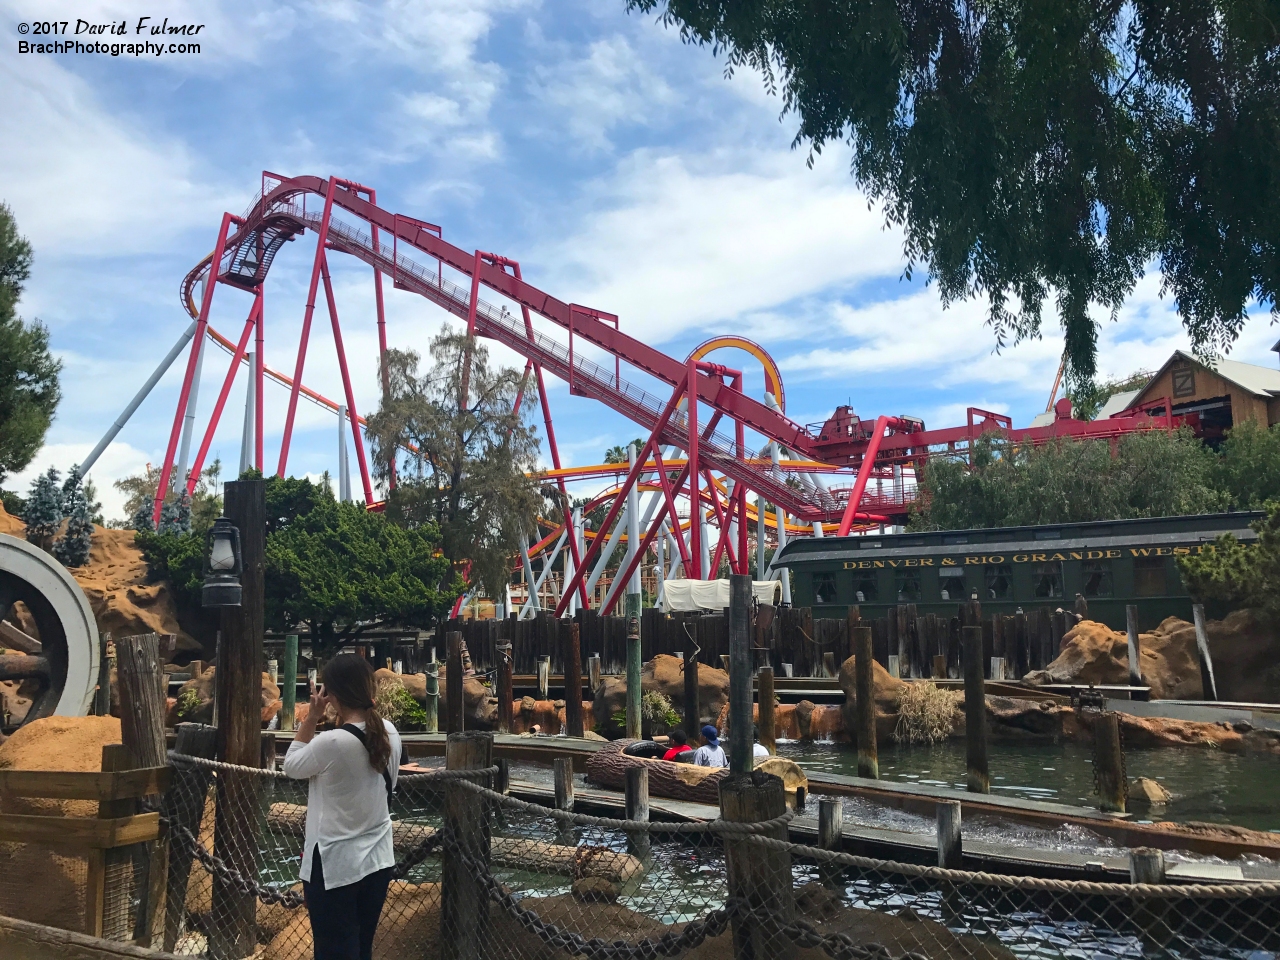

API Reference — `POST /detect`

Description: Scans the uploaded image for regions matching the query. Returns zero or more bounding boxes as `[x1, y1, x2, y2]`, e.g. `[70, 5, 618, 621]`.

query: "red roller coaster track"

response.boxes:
[140, 172, 1178, 615]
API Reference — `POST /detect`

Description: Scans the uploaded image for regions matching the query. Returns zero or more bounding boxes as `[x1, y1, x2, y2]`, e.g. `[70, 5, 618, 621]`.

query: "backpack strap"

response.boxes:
[340, 724, 393, 799]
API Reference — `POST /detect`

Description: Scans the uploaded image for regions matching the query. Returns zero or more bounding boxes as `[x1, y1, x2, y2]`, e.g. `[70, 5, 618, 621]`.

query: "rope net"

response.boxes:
[139, 754, 1280, 960]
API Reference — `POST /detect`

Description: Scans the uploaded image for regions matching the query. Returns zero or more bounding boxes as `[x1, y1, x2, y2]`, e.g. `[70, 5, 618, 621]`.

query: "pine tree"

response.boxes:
[158, 493, 192, 535]
[131, 500, 155, 532]
[23, 466, 62, 552]
[54, 467, 93, 567]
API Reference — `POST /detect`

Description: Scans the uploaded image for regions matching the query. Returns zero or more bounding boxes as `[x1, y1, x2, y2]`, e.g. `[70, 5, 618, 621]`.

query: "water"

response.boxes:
[778, 740, 1280, 833]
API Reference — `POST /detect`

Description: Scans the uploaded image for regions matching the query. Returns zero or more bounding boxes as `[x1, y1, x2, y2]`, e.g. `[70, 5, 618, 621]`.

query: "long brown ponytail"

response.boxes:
[322, 655, 392, 772]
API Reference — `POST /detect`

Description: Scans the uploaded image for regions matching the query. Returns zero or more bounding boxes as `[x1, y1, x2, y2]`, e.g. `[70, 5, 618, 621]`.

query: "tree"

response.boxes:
[626, 0, 1280, 391]
[604, 439, 645, 464]
[911, 428, 1226, 530]
[23, 466, 62, 552]
[136, 475, 458, 658]
[1067, 370, 1155, 422]
[1179, 502, 1280, 621]
[113, 459, 222, 533]
[0, 203, 61, 483]
[1212, 420, 1280, 510]
[53, 467, 93, 567]
[366, 332, 542, 599]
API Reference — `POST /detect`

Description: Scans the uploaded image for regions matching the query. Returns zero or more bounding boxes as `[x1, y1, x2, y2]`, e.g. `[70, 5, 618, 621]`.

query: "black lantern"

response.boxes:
[202, 516, 243, 608]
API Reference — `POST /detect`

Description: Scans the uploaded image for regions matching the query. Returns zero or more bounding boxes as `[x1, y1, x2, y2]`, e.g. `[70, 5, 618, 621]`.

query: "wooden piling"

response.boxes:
[962, 625, 990, 794]
[442, 732, 493, 960]
[1129, 847, 1166, 883]
[683, 650, 700, 742]
[553, 757, 575, 813]
[720, 772, 794, 960]
[625, 766, 650, 857]
[447, 631, 465, 733]
[163, 724, 217, 952]
[936, 801, 962, 868]
[625, 595, 642, 740]
[1094, 711, 1127, 813]
[496, 641, 513, 734]
[565, 622, 584, 738]
[211, 479, 264, 960]
[424, 657, 439, 734]
[728, 574, 753, 774]
[537, 655, 551, 702]
[822, 651, 837, 678]
[1192, 604, 1219, 701]
[757, 666, 776, 756]
[93, 632, 111, 716]
[280, 634, 298, 732]
[854, 626, 878, 779]
[818, 798, 843, 888]
[1125, 605, 1143, 688]
[588, 654, 601, 693]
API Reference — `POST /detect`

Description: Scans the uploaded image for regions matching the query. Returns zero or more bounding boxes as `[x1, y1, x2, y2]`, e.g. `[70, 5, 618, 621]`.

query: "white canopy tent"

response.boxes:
[661, 578, 781, 612]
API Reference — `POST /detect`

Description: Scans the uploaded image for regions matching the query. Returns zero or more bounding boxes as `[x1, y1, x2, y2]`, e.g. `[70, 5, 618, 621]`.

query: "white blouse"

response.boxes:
[282, 719, 402, 889]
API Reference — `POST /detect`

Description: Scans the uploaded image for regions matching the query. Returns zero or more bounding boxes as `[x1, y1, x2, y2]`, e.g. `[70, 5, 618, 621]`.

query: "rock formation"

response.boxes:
[592, 654, 730, 736]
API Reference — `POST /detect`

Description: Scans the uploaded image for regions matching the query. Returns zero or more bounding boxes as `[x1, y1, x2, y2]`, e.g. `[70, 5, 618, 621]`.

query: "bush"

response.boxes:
[640, 690, 680, 729]
[375, 676, 429, 730]
[1179, 501, 1280, 621]
[894, 682, 960, 744]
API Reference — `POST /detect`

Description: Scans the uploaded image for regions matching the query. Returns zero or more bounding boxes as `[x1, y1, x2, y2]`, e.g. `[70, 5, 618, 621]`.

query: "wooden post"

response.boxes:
[115, 634, 167, 947]
[757, 666, 776, 756]
[259, 732, 276, 770]
[446, 631, 465, 733]
[1074, 593, 1089, 619]
[683, 649, 700, 742]
[280, 634, 298, 732]
[1192, 604, 1219, 700]
[93, 631, 111, 716]
[588, 654, 601, 692]
[936, 800, 962, 868]
[496, 641, 513, 734]
[1094, 711, 1127, 813]
[163, 723, 218, 952]
[822, 651, 837, 678]
[493, 757, 510, 829]
[963, 625, 990, 794]
[932, 654, 948, 678]
[211, 478, 265, 960]
[854, 626, 878, 779]
[818, 798, 843, 888]
[1125, 605, 1143, 688]
[887, 654, 900, 678]
[553, 757, 575, 812]
[720, 772, 794, 960]
[625, 595, 642, 740]
[565, 622, 584, 738]
[91, 744, 135, 941]
[1130, 847, 1166, 883]
[624, 765, 650, 858]
[424, 656, 439, 734]
[728, 574, 752, 773]
[537, 655, 551, 702]
[441, 732, 493, 960]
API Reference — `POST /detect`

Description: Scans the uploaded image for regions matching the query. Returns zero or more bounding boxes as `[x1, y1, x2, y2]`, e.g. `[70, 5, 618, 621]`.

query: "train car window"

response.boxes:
[1032, 561, 1063, 598]
[853, 572, 878, 603]
[939, 568, 966, 600]
[984, 564, 1012, 600]
[895, 570, 922, 602]
[814, 573, 838, 604]
[1082, 561, 1113, 597]
[1134, 557, 1166, 596]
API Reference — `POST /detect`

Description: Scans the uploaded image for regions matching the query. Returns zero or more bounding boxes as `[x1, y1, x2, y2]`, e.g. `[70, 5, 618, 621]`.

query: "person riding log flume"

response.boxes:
[284, 654, 403, 960]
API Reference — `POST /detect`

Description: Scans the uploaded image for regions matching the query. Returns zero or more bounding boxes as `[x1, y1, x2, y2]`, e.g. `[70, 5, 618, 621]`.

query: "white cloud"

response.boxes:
[7, 441, 151, 524]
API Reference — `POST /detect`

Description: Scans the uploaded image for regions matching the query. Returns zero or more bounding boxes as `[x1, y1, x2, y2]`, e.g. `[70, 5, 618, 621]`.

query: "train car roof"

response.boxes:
[773, 512, 1263, 566]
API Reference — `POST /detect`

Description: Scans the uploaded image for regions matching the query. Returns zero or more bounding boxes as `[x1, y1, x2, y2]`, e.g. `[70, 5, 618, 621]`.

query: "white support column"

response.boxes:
[587, 503, 628, 596]
[654, 522, 666, 607]
[520, 540, 540, 616]
[775, 502, 792, 604]
[627, 443, 642, 594]
[757, 492, 766, 579]
[337, 404, 352, 502]
[174, 330, 207, 494]
[567, 507, 583, 616]
[522, 529, 567, 618]
[812, 520, 824, 538]
[239, 352, 255, 477]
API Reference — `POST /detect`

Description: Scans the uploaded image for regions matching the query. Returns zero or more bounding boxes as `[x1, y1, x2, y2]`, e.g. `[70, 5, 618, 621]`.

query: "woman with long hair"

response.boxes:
[283, 654, 402, 960]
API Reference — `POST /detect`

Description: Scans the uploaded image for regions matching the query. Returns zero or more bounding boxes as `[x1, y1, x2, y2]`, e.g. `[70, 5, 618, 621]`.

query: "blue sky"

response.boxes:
[3, 0, 1277, 521]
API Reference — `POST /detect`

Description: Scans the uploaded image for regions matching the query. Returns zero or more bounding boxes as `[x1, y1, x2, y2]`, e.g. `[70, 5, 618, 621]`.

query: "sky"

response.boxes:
[3, 0, 1277, 523]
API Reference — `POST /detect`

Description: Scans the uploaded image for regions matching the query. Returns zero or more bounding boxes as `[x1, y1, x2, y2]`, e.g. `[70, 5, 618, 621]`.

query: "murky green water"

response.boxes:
[777, 739, 1280, 832]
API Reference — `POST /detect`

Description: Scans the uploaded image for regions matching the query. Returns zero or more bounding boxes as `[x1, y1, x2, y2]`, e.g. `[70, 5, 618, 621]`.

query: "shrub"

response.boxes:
[640, 690, 680, 729]
[174, 687, 202, 721]
[894, 681, 961, 744]
[376, 676, 429, 730]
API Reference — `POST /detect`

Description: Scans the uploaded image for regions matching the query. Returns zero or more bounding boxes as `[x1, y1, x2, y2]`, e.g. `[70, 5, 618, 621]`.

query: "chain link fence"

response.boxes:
[76, 749, 1280, 960]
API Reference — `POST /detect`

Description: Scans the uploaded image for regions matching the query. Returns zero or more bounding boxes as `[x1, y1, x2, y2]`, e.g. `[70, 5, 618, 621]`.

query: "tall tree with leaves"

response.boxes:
[113, 459, 222, 533]
[366, 332, 542, 598]
[626, 1, 1280, 391]
[0, 203, 61, 484]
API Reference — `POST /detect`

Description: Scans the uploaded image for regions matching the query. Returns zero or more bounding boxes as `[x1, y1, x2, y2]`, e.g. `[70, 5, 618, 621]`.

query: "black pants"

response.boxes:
[302, 849, 393, 960]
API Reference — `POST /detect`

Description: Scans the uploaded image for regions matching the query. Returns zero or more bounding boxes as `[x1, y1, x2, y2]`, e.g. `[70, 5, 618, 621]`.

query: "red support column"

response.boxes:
[277, 176, 338, 478]
[369, 187, 394, 491]
[254, 290, 264, 472]
[320, 253, 375, 504]
[153, 212, 233, 526]
[651, 453, 692, 571]
[185, 300, 261, 495]
[686, 358, 701, 579]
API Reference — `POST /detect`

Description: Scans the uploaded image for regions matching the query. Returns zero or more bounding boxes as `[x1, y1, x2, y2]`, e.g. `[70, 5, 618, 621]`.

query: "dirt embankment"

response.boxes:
[1024, 614, 1280, 703]
[1, 501, 196, 655]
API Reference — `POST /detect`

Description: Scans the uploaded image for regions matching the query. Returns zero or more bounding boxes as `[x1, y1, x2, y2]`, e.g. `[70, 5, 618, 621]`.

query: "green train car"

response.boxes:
[774, 512, 1260, 630]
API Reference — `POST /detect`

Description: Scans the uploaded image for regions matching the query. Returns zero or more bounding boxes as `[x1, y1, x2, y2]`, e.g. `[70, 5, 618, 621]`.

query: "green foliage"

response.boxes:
[912, 429, 1227, 530]
[174, 687, 202, 721]
[1212, 421, 1280, 509]
[114, 460, 222, 533]
[53, 467, 94, 567]
[625, 1, 1280, 391]
[23, 466, 62, 551]
[1067, 370, 1155, 422]
[135, 528, 207, 612]
[604, 440, 645, 464]
[375, 677, 429, 730]
[0, 488, 23, 518]
[640, 690, 680, 728]
[1179, 503, 1280, 621]
[0, 203, 61, 484]
[366, 332, 542, 599]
